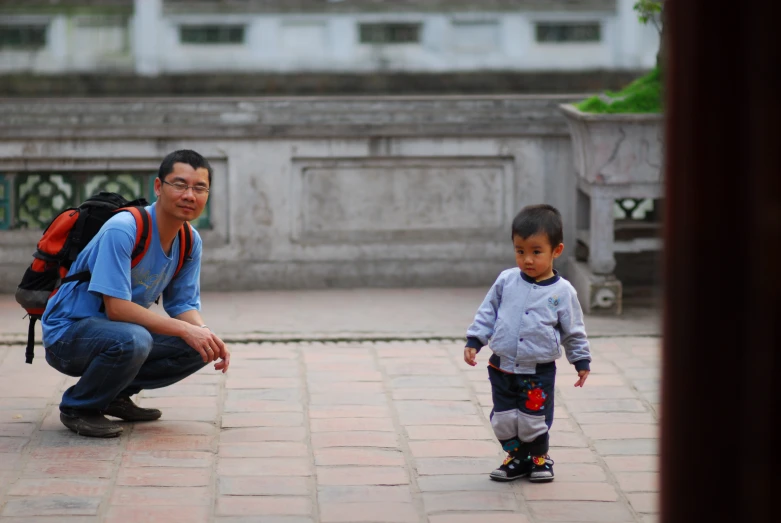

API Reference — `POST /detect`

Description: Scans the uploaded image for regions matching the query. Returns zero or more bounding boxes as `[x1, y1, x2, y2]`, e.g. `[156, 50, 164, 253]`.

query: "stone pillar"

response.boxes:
[587, 188, 616, 274]
[132, 0, 161, 76]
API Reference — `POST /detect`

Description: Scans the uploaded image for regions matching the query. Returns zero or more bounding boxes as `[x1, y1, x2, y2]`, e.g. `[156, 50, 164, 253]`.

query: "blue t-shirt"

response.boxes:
[41, 203, 202, 346]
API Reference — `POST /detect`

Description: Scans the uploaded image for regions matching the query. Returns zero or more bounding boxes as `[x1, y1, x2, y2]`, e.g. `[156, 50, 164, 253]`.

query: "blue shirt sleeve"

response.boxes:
[162, 228, 202, 318]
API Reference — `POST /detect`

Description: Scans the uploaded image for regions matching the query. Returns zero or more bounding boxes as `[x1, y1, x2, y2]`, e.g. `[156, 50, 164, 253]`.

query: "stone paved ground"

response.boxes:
[0, 290, 660, 523]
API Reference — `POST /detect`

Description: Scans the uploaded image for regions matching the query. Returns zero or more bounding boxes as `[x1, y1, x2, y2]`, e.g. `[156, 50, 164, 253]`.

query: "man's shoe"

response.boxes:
[102, 396, 162, 422]
[59, 409, 123, 438]
[529, 455, 555, 482]
[489, 453, 533, 482]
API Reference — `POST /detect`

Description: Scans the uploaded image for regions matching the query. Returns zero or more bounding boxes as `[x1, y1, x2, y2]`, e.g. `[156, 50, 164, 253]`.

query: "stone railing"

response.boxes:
[0, 95, 581, 291]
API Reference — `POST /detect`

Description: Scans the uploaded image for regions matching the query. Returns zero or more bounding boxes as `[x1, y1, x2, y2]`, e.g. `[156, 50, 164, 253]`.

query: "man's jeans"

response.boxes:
[44, 317, 207, 412]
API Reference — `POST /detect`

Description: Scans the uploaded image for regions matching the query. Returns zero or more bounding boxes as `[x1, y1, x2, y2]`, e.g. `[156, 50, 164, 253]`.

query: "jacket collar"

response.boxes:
[520, 269, 560, 286]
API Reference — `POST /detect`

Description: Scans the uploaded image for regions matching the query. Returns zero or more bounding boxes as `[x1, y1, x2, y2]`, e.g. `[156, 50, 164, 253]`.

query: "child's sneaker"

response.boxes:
[529, 455, 555, 482]
[489, 453, 532, 482]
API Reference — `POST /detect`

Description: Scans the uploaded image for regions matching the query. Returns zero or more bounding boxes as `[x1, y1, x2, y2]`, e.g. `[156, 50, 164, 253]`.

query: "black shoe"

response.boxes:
[489, 453, 533, 482]
[102, 396, 162, 422]
[529, 455, 555, 482]
[59, 409, 123, 438]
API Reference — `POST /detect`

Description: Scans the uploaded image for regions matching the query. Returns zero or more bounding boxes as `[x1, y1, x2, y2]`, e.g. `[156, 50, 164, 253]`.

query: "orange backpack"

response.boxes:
[15, 192, 193, 363]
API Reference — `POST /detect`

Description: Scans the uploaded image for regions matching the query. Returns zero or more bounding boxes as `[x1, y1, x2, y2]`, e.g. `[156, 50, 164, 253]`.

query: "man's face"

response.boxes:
[154, 162, 210, 222]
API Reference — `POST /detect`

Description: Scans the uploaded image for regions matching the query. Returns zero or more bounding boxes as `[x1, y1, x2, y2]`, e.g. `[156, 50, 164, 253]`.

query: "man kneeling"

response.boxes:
[41, 150, 230, 437]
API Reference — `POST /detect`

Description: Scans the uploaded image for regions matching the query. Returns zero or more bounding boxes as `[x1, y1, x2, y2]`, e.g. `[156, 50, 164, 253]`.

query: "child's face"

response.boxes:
[513, 233, 564, 281]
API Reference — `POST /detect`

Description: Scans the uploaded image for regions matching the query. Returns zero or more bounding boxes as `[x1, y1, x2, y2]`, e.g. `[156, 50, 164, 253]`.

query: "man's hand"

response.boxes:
[464, 347, 478, 366]
[182, 324, 229, 371]
[574, 369, 589, 387]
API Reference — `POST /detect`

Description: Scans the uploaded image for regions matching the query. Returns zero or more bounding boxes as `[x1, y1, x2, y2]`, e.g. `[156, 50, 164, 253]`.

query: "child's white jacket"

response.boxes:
[466, 268, 591, 374]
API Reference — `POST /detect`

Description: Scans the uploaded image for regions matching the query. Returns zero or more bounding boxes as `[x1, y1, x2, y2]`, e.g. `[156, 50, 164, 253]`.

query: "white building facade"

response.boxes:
[0, 0, 658, 75]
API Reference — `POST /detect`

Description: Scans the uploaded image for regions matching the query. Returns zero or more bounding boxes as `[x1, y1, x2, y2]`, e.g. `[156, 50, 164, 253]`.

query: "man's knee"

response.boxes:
[113, 325, 153, 365]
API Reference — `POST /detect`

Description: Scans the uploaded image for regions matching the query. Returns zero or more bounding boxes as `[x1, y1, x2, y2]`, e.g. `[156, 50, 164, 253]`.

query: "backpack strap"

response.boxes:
[61, 207, 151, 285]
[174, 222, 193, 279]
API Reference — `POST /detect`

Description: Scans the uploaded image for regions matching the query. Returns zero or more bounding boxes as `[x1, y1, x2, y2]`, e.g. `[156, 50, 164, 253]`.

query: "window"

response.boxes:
[0, 25, 47, 50]
[1, 172, 210, 230]
[535, 22, 601, 43]
[180, 25, 245, 45]
[359, 23, 421, 44]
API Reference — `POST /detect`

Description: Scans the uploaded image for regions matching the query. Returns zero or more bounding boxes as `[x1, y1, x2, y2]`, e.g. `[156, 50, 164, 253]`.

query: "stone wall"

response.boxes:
[0, 95, 579, 291]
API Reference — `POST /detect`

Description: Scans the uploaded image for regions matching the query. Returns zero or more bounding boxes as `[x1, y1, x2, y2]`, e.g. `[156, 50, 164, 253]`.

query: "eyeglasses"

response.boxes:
[162, 180, 210, 195]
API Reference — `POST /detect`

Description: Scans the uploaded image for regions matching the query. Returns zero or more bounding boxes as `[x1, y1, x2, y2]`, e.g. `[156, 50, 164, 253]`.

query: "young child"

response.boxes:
[464, 204, 591, 482]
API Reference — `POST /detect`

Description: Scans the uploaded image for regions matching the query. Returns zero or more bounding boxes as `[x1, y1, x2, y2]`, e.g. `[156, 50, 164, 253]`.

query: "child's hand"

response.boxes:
[464, 347, 478, 366]
[574, 369, 589, 387]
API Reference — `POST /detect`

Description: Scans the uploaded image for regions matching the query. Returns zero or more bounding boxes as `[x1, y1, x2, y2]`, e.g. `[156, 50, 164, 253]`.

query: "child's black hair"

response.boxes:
[511, 204, 563, 247]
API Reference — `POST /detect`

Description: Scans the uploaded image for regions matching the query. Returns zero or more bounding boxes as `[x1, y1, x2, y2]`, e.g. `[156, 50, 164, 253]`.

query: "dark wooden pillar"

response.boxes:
[662, 0, 781, 521]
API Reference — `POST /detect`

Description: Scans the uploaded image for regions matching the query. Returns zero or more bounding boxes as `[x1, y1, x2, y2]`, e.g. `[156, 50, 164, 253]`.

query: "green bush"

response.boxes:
[575, 67, 662, 114]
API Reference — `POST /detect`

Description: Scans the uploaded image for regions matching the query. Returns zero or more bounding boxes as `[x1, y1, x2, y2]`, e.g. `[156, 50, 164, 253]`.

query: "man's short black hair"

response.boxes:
[158, 150, 212, 185]
[511, 204, 563, 247]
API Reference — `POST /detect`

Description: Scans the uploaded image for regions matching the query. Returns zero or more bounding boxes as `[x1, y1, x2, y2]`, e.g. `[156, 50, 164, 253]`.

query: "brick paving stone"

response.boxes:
[218, 476, 310, 496]
[594, 438, 658, 456]
[0, 422, 36, 437]
[0, 410, 41, 424]
[383, 361, 459, 376]
[126, 434, 216, 452]
[390, 376, 465, 388]
[0, 398, 48, 410]
[120, 450, 214, 468]
[604, 455, 659, 472]
[317, 485, 412, 503]
[422, 491, 518, 513]
[225, 378, 302, 390]
[116, 466, 211, 487]
[549, 432, 589, 448]
[221, 412, 304, 428]
[307, 371, 383, 382]
[391, 388, 472, 401]
[547, 448, 599, 463]
[614, 472, 659, 492]
[309, 393, 388, 406]
[311, 431, 398, 449]
[314, 448, 405, 466]
[416, 458, 499, 476]
[0, 451, 22, 469]
[375, 347, 449, 358]
[225, 389, 301, 402]
[571, 411, 657, 424]
[408, 440, 500, 458]
[416, 474, 516, 492]
[22, 459, 114, 478]
[7, 479, 109, 497]
[1, 497, 101, 517]
[219, 441, 309, 458]
[130, 420, 218, 435]
[215, 496, 312, 517]
[316, 466, 409, 486]
[0, 517, 101, 523]
[565, 399, 648, 413]
[110, 486, 211, 505]
[405, 425, 495, 440]
[151, 407, 218, 422]
[307, 382, 385, 394]
[308, 405, 391, 419]
[142, 384, 218, 397]
[30, 445, 119, 461]
[428, 514, 531, 523]
[626, 492, 659, 514]
[581, 423, 659, 440]
[550, 463, 608, 482]
[138, 395, 217, 408]
[0, 437, 29, 453]
[577, 374, 628, 386]
[527, 500, 636, 522]
[219, 427, 306, 442]
[523, 482, 619, 501]
[217, 457, 312, 476]
[319, 502, 419, 523]
[310, 417, 395, 433]
[557, 386, 639, 400]
[223, 399, 304, 413]
[103, 505, 211, 523]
